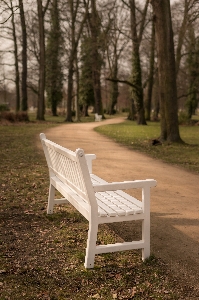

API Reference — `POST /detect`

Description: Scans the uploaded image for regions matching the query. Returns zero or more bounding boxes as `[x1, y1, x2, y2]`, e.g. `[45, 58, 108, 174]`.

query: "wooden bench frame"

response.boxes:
[40, 133, 157, 268]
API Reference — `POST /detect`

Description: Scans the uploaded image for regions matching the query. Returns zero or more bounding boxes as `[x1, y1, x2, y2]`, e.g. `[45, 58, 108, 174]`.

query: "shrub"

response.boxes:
[0, 111, 29, 123]
[0, 103, 9, 112]
[122, 107, 130, 113]
[1, 111, 16, 122]
[178, 110, 190, 125]
[16, 111, 29, 122]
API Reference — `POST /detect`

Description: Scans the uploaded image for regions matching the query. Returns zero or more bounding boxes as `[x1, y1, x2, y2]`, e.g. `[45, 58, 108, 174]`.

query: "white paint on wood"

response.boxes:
[40, 133, 157, 268]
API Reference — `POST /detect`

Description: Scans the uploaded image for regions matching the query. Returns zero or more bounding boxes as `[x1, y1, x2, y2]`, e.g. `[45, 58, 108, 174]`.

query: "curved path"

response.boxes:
[44, 117, 199, 293]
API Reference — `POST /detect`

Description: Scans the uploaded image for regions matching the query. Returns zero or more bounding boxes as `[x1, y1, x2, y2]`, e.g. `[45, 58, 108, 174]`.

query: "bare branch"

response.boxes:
[0, 7, 19, 25]
[43, 0, 51, 16]
[106, 77, 138, 90]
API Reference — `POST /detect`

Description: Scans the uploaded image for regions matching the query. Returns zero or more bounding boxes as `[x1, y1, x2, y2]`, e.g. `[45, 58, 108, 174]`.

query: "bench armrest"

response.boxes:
[85, 154, 96, 173]
[93, 179, 157, 192]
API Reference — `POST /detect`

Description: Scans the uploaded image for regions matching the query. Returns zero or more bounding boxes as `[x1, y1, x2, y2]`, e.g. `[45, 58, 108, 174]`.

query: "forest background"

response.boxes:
[0, 0, 199, 143]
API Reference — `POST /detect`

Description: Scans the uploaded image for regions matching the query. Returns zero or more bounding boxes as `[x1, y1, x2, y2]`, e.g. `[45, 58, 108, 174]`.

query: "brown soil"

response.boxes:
[44, 117, 199, 295]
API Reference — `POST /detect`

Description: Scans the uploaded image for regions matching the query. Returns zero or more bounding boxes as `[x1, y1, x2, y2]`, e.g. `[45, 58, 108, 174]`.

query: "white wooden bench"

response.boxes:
[40, 133, 157, 268]
[95, 113, 102, 121]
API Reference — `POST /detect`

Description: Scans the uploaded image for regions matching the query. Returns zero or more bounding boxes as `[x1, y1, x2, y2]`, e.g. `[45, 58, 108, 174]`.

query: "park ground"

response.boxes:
[0, 116, 199, 299]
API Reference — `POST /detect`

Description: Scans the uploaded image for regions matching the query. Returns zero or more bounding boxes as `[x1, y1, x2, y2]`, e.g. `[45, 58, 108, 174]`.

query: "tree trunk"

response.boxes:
[89, 0, 103, 116]
[145, 19, 155, 121]
[46, 0, 63, 117]
[66, 61, 74, 122]
[11, 1, 20, 112]
[108, 80, 118, 115]
[175, 0, 189, 77]
[19, 0, 28, 111]
[151, 0, 182, 142]
[186, 24, 199, 119]
[65, 0, 89, 122]
[129, 0, 146, 125]
[108, 44, 119, 115]
[152, 69, 160, 121]
[74, 54, 80, 122]
[37, 0, 45, 120]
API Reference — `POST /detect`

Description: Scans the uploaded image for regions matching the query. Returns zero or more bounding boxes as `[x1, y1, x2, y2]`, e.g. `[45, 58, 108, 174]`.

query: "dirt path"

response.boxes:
[44, 117, 199, 293]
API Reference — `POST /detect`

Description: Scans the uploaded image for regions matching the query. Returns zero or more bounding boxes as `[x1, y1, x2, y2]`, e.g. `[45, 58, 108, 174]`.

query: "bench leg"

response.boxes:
[142, 186, 150, 261]
[84, 222, 98, 269]
[142, 218, 150, 261]
[47, 183, 55, 214]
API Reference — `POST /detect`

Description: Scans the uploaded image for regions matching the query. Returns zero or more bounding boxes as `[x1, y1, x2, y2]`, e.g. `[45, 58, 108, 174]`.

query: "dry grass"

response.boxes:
[0, 122, 197, 299]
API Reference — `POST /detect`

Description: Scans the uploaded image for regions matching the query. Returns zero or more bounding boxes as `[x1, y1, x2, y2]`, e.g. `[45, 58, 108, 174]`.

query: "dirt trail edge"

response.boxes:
[43, 117, 199, 293]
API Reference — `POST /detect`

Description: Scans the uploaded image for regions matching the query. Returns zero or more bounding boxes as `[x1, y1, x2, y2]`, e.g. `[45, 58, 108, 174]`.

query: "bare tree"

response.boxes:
[104, 1, 128, 115]
[150, 0, 182, 142]
[64, 0, 89, 122]
[0, 1, 20, 111]
[36, 0, 50, 120]
[11, 0, 20, 111]
[145, 16, 155, 121]
[46, 0, 63, 117]
[19, 0, 28, 111]
[128, 0, 148, 124]
[87, 0, 104, 116]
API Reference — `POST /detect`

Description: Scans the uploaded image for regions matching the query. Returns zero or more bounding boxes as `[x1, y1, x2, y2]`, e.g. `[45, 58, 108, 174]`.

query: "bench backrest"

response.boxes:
[40, 133, 96, 207]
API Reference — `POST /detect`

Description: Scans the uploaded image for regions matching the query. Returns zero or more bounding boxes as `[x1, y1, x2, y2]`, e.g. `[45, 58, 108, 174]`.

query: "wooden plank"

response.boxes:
[96, 198, 117, 216]
[95, 240, 145, 254]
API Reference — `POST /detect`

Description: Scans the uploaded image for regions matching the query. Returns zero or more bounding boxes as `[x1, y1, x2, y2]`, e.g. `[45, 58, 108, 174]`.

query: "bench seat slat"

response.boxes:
[95, 191, 143, 216]
[98, 206, 109, 217]
[92, 175, 143, 216]
[91, 174, 143, 209]
[97, 199, 118, 216]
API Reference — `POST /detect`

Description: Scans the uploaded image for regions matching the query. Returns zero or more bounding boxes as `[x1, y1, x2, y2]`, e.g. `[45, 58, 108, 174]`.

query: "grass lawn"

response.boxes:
[95, 119, 199, 174]
[0, 118, 197, 299]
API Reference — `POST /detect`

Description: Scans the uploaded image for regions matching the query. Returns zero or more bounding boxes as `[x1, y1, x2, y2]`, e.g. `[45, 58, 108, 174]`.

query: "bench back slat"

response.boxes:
[40, 134, 96, 207]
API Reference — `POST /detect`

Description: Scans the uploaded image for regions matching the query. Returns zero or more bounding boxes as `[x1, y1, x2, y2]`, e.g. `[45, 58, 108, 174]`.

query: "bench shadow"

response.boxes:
[107, 211, 199, 293]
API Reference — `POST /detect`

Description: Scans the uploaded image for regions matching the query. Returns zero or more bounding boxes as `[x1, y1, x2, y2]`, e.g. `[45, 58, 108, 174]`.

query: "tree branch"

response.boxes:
[0, 7, 18, 25]
[106, 77, 138, 90]
[43, 0, 51, 16]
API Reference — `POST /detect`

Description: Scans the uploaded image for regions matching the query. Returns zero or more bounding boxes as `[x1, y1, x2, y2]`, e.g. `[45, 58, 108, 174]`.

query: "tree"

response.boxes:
[105, 2, 128, 115]
[87, 0, 104, 116]
[64, 0, 89, 122]
[19, 0, 28, 111]
[36, 0, 50, 121]
[46, 0, 63, 116]
[118, 0, 149, 124]
[10, 0, 20, 112]
[0, 0, 20, 112]
[129, 0, 147, 124]
[79, 36, 95, 117]
[150, 0, 182, 142]
[145, 17, 155, 121]
[185, 23, 199, 119]
[175, 0, 190, 77]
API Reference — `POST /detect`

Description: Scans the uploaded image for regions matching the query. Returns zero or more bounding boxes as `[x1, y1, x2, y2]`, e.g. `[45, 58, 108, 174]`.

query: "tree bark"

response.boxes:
[19, 0, 28, 111]
[186, 23, 199, 119]
[65, 0, 89, 122]
[145, 19, 155, 121]
[11, 1, 20, 112]
[37, 0, 45, 120]
[74, 54, 80, 122]
[88, 0, 103, 116]
[108, 62, 119, 115]
[175, 0, 189, 77]
[150, 0, 182, 142]
[46, 0, 63, 117]
[129, 0, 146, 125]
